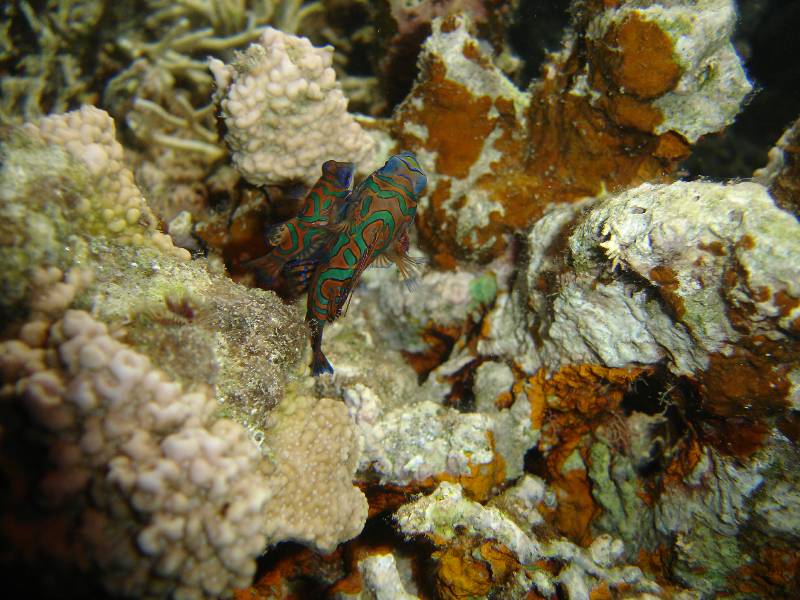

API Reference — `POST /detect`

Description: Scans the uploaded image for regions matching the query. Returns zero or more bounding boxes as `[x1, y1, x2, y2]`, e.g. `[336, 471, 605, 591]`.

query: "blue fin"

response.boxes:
[284, 259, 318, 296]
[311, 351, 334, 376]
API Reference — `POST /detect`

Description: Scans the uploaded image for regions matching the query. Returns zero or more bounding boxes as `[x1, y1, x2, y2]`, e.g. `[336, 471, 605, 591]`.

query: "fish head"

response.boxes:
[382, 152, 427, 196]
[321, 160, 355, 189]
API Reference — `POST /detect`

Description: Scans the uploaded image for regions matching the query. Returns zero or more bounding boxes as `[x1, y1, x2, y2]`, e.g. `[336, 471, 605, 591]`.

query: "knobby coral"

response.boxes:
[0, 105, 369, 599]
[210, 26, 377, 186]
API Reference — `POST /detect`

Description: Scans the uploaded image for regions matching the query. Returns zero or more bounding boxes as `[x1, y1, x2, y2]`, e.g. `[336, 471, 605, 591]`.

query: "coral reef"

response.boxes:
[0, 106, 368, 598]
[262, 392, 368, 553]
[2, 0, 800, 599]
[395, 478, 662, 600]
[392, 1, 752, 264]
[1, 300, 366, 598]
[211, 26, 378, 186]
[1, 107, 305, 423]
[0, 105, 187, 323]
[2, 305, 273, 598]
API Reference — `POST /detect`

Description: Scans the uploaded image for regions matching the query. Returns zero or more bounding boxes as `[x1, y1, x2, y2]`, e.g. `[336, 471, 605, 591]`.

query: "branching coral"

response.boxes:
[101, 1, 329, 231]
[102, 0, 276, 168]
[0, 0, 105, 124]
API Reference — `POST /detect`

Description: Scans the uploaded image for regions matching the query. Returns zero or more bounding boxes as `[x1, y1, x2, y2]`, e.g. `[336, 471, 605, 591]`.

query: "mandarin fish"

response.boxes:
[305, 151, 427, 375]
[244, 160, 354, 292]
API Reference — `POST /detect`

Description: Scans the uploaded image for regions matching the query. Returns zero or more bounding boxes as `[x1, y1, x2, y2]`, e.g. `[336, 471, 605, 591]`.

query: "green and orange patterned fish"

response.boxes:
[244, 160, 354, 291]
[306, 151, 427, 375]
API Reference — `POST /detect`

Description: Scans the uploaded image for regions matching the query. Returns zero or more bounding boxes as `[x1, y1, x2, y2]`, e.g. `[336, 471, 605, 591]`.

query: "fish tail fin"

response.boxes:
[307, 316, 334, 376]
[311, 350, 334, 376]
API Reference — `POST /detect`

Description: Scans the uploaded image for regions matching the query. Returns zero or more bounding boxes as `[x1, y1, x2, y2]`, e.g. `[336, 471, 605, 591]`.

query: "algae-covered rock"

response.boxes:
[0, 108, 307, 430]
[588, 441, 658, 560]
[482, 180, 800, 376]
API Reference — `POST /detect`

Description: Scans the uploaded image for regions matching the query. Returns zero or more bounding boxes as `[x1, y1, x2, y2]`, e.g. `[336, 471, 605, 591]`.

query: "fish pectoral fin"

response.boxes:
[241, 253, 284, 278]
[403, 277, 420, 292]
[284, 258, 320, 296]
[371, 254, 393, 268]
[389, 250, 427, 280]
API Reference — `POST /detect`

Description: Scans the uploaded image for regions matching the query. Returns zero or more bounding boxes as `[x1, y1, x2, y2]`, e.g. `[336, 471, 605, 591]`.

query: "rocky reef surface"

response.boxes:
[1, 1, 799, 599]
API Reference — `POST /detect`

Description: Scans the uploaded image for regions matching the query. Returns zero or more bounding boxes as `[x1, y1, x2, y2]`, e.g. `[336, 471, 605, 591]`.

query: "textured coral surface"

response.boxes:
[2, 1, 799, 599]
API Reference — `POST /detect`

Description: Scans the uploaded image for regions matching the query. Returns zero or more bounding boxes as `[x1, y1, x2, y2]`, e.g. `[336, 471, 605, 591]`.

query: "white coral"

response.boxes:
[1, 310, 264, 597]
[210, 27, 376, 186]
[0, 308, 367, 598]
